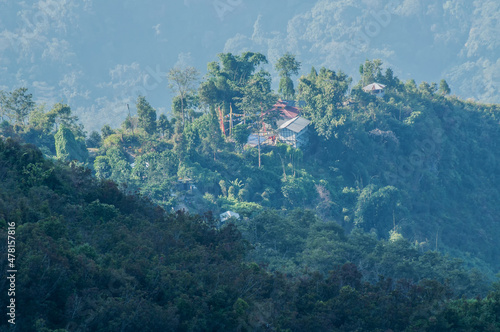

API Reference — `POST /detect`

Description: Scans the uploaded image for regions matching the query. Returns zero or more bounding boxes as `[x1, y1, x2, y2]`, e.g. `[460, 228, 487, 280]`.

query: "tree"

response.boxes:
[419, 81, 436, 96]
[86, 131, 102, 148]
[201, 52, 269, 123]
[384, 67, 399, 87]
[235, 70, 278, 167]
[172, 121, 187, 164]
[2, 87, 35, 125]
[28, 104, 53, 133]
[359, 59, 383, 86]
[404, 79, 418, 94]
[278, 76, 295, 101]
[45, 103, 85, 138]
[275, 53, 301, 100]
[438, 79, 451, 95]
[199, 80, 222, 109]
[94, 156, 111, 179]
[0, 90, 6, 121]
[136, 96, 157, 135]
[123, 115, 132, 132]
[232, 123, 251, 146]
[218, 52, 268, 85]
[101, 125, 114, 139]
[157, 114, 171, 138]
[168, 66, 200, 125]
[354, 185, 406, 236]
[190, 110, 224, 160]
[297, 67, 352, 139]
[54, 126, 88, 162]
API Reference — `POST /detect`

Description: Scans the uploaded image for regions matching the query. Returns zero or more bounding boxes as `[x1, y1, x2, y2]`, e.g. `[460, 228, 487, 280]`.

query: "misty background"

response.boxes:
[1, 0, 499, 132]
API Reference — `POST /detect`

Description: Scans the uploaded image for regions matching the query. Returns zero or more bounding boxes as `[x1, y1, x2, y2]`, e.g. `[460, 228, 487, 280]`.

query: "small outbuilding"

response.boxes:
[278, 116, 311, 148]
[362, 83, 386, 98]
[220, 211, 240, 224]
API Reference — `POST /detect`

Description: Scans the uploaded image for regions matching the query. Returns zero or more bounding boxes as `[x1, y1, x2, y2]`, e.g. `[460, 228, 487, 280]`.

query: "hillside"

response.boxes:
[1, 53, 500, 330]
[0, 136, 499, 331]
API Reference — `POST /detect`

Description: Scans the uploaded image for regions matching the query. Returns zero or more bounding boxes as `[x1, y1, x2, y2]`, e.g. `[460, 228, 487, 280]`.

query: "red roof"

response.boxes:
[267, 100, 301, 119]
[281, 106, 300, 119]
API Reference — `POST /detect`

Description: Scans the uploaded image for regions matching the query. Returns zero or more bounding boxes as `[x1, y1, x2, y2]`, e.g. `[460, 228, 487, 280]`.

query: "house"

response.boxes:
[176, 177, 196, 193]
[220, 211, 240, 223]
[362, 83, 386, 98]
[247, 99, 304, 148]
[273, 99, 302, 127]
[278, 116, 311, 148]
[263, 99, 302, 129]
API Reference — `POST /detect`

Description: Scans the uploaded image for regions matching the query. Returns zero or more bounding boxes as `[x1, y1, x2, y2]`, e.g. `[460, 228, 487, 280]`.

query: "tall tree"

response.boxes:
[136, 96, 157, 135]
[122, 115, 137, 134]
[54, 125, 88, 162]
[157, 113, 171, 138]
[46, 103, 84, 137]
[168, 66, 200, 125]
[101, 124, 114, 139]
[2, 87, 35, 125]
[359, 59, 383, 86]
[298, 67, 352, 139]
[275, 53, 301, 100]
[438, 79, 451, 95]
[235, 70, 278, 167]
[0, 90, 6, 121]
[201, 52, 269, 118]
[86, 131, 102, 148]
[217, 52, 267, 85]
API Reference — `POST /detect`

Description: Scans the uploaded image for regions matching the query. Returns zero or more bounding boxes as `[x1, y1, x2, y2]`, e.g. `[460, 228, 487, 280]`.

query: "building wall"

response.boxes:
[278, 127, 309, 148]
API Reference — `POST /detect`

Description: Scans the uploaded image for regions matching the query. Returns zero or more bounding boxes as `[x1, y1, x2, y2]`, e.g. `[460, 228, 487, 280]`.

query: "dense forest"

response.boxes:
[1, 53, 499, 331]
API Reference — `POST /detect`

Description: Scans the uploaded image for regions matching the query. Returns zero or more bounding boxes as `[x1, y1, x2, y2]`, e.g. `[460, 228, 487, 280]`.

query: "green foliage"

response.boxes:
[275, 53, 301, 99]
[232, 123, 251, 145]
[354, 185, 406, 236]
[278, 76, 295, 100]
[85, 199, 119, 222]
[22, 162, 53, 188]
[54, 126, 88, 162]
[101, 124, 114, 138]
[94, 155, 111, 179]
[28, 104, 53, 133]
[204, 51, 270, 123]
[136, 96, 157, 135]
[47, 103, 85, 138]
[359, 59, 383, 86]
[0, 87, 35, 125]
[281, 173, 316, 207]
[235, 70, 277, 118]
[439, 79, 451, 95]
[298, 67, 351, 139]
[4, 52, 500, 331]
[1, 128, 499, 331]
[168, 66, 200, 124]
[86, 130, 102, 148]
[156, 113, 170, 138]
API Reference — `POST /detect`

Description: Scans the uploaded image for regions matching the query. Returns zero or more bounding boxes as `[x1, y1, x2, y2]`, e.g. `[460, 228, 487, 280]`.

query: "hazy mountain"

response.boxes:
[1, 0, 498, 132]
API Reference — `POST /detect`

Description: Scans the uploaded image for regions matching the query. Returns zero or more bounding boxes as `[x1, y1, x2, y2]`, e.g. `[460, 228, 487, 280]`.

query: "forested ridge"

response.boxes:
[1, 53, 499, 331]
